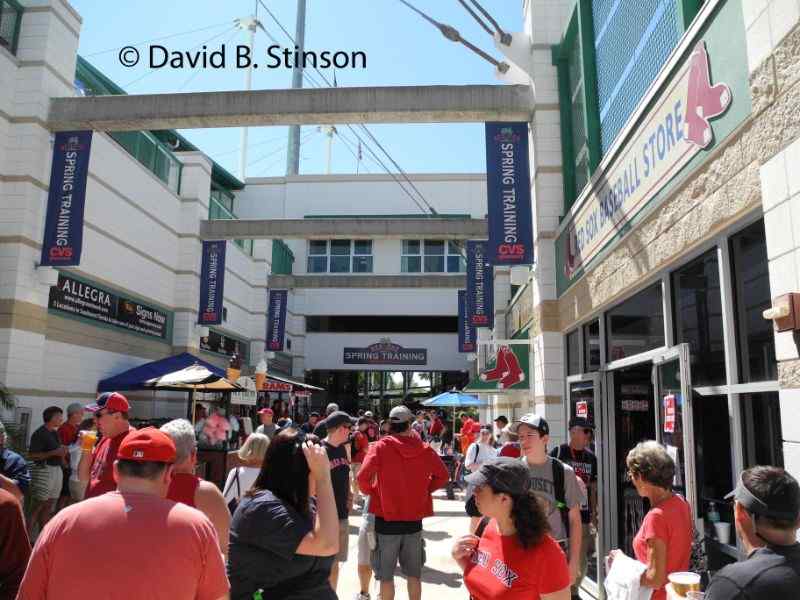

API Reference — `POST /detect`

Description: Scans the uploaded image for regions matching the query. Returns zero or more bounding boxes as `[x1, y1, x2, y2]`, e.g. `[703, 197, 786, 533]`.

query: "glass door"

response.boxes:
[652, 343, 697, 522]
[566, 373, 602, 596]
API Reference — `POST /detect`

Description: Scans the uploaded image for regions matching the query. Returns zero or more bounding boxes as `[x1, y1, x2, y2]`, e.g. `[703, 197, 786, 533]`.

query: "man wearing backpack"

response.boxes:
[550, 417, 598, 599]
[511, 413, 585, 594]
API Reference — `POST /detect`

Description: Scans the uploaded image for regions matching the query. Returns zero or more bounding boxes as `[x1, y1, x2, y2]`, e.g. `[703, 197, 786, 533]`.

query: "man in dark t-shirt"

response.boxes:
[27, 406, 66, 537]
[322, 411, 355, 593]
[706, 466, 800, 600]
[550, 416, 597, 597]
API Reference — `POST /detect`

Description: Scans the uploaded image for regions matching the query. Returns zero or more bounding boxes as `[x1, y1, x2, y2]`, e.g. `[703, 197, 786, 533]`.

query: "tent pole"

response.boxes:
[189, 389, 196, 424]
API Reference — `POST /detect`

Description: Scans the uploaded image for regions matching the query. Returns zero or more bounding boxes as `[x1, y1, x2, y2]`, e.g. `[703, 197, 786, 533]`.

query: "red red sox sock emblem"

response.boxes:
[685, 41, 731, 148]
[480, 345, 525, 390]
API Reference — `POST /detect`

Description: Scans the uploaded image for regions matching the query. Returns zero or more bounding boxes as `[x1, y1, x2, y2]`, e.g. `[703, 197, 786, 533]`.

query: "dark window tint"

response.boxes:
[741, 392, 783, 468]
[606, 283, 664, 361]
[672, 249, 726, 386]
[566, 329, 581, 376]
[693, 394, 733, 520]
[583, 319, 600, 372]
[730, 221, 776, 381]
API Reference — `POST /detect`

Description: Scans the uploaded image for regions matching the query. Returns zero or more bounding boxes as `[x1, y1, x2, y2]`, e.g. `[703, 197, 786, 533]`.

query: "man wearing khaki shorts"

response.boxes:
[27, 406, 67, 538]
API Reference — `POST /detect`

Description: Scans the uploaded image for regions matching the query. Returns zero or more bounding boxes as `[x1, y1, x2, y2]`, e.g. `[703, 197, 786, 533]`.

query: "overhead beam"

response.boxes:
[268, 275, 466, 289]
[47, 84, 534, 131]
[200, 217, 488, 240]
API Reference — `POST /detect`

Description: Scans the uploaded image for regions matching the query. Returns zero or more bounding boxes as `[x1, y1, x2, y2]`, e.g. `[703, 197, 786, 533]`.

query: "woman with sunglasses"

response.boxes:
[227, 430, 340, 600]
[452, 456, 571, 600]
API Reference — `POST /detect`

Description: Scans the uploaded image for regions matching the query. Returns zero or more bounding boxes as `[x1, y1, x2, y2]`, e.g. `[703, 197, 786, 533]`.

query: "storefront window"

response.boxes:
[693, 394, 733, 522]
[730, 221, 776, 382]
[741, 392, 783, 468]
[583, 319, 600, 372]
[606, 283, 665, 361]
[566, 329, 580, 375]
[672, 249, 726, 386]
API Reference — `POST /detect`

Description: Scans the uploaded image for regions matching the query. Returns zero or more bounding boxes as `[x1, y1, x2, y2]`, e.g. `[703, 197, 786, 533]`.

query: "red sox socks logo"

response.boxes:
[479, 346, 525, 390]
[685, 41, 731, 148]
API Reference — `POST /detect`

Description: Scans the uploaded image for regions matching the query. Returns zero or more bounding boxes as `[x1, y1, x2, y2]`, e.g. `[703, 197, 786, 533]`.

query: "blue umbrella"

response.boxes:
[422, 390, 486, 407]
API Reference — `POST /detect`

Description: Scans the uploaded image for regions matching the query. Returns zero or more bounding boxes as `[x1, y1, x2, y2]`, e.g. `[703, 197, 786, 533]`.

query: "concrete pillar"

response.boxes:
[172, 152, 213, 352]
[744, 1, 800, 483]
[0, 0, 81, 422]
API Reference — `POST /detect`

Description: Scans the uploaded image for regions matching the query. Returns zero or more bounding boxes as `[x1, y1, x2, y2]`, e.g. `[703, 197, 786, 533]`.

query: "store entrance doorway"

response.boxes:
[570, 344, 696, 598]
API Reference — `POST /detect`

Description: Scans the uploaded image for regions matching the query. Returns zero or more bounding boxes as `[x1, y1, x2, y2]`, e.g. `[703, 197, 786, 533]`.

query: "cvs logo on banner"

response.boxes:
[48, 247, 74, 260]
[498, 244, 526, 258]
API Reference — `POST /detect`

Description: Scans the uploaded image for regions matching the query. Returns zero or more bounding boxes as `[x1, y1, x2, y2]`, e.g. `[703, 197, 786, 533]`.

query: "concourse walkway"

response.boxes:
[338, 490, 470, 600]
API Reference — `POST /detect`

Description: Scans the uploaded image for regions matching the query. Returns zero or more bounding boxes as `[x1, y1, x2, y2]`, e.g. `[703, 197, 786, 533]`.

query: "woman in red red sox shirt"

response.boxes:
[452, 457, 571, 600]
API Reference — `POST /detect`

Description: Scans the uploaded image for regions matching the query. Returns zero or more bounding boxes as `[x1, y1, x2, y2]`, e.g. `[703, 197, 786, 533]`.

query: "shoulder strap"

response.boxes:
[475, 516, 491, 538]
[471, 442, 480, 463]
[550, 457, 570, 536]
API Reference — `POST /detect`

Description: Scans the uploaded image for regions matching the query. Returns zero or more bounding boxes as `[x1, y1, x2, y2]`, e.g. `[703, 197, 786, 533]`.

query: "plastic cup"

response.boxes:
[668, 572, 701, 597]
[686, 592, 705, 600]
[714, 522, 731, 544]
[255, 372, 266, 390]
[80, 430, 97, 451]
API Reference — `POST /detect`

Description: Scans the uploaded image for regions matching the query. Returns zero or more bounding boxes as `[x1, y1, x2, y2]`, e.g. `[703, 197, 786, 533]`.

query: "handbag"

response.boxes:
[223, 467, 242, 514]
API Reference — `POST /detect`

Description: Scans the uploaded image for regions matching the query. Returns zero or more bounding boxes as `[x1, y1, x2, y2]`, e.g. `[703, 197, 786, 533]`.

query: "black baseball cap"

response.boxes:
[465, 457, 531, 496]
[324, 411, 356, 429]
[493, 415, 508, 425]
[568, 417, 594, 430]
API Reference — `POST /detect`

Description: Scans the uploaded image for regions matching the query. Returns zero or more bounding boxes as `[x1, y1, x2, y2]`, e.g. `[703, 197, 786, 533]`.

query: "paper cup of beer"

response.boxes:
[714, 522, 731, 544]
[668, 572, 701, 596]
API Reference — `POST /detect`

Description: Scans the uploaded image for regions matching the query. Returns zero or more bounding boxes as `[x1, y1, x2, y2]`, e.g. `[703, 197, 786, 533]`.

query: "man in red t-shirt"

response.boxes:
[78, 392, 135, 498]
[459, 413, 479, 454]
[0, 488, 30, 600]
[17, 428, 229, 600]
[351, 417, 370, 505]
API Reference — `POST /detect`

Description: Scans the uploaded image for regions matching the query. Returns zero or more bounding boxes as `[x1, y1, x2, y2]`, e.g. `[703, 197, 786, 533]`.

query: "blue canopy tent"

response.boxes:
[422, 391, 486, 407]
[97, 353, 226, 392]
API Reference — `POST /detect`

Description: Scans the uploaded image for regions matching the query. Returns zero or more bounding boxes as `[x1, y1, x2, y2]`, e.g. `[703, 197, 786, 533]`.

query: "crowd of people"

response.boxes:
[1, 394, 799, 600]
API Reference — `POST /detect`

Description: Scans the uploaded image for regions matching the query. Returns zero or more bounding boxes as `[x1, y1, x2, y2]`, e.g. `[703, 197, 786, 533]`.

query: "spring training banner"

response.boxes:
[485, 122, 533, 265]
[458, 290, 477, 353]
[40, 131, 93, 266]
[198, 241, 226, 325]
[466, 240, 494, 328]
[266, 289, 288, 351]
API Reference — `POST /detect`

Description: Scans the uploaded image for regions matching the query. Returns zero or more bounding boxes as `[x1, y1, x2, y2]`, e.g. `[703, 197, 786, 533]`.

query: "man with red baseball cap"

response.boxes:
[77, 391, 136, 498]
[17, 428, 230, 600]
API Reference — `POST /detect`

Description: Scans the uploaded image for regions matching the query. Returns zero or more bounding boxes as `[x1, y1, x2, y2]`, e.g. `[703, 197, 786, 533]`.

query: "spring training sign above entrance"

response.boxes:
[555, 18, 751, 296]
[343, 340, 427, 366]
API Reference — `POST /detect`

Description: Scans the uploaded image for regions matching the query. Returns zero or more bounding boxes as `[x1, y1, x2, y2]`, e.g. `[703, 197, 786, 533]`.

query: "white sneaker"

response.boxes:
[354, 593, 370, 600]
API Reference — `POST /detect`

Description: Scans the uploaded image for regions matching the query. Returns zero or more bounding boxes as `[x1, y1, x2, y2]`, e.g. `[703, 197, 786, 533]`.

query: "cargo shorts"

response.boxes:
[371, 531, 426, 581]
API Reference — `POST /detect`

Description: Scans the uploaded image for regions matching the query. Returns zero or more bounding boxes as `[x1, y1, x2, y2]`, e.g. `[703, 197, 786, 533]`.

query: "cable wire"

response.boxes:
[176, 28, 240, 92]
[465, 0, 509, 40]
[255, 2, 438, 217]
[455, 0, 494, 36]
[84, 22, 232, 57]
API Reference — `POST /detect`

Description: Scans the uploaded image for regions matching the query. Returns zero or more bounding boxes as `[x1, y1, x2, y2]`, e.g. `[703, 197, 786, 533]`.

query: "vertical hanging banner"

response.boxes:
[466, 240, 494, 328]
[40, 131, 93, 267]
[458, 290, 477, 353]
[266, 289, 288, 351]
[198, 241, 227, 325]
[485, 122, 534, 265]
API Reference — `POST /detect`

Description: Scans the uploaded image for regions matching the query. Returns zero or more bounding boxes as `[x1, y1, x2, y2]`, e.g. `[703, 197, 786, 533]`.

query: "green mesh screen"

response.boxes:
[0, 2, 22, 54]
[593, 0, 682, 152]
[565, 24, 588, 205]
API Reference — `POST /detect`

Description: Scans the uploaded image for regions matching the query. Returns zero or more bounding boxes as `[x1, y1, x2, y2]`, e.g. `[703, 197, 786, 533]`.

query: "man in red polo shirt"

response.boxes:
[17, 428, 229, 600]
[78, 392, 135, 498]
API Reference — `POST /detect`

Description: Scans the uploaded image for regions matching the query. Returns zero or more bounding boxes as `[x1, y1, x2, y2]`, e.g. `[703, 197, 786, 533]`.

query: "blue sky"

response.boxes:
[69, 0, 525, 180]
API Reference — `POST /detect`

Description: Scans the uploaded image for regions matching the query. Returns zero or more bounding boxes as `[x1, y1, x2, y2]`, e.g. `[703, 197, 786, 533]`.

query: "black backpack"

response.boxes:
[550, 455, 570, 539]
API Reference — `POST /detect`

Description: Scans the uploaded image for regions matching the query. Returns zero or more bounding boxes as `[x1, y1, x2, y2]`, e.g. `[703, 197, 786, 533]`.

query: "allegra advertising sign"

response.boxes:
[485, 122, 533, 265]
[40, 131, 93, 266]
[561, 41, 732, 285]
